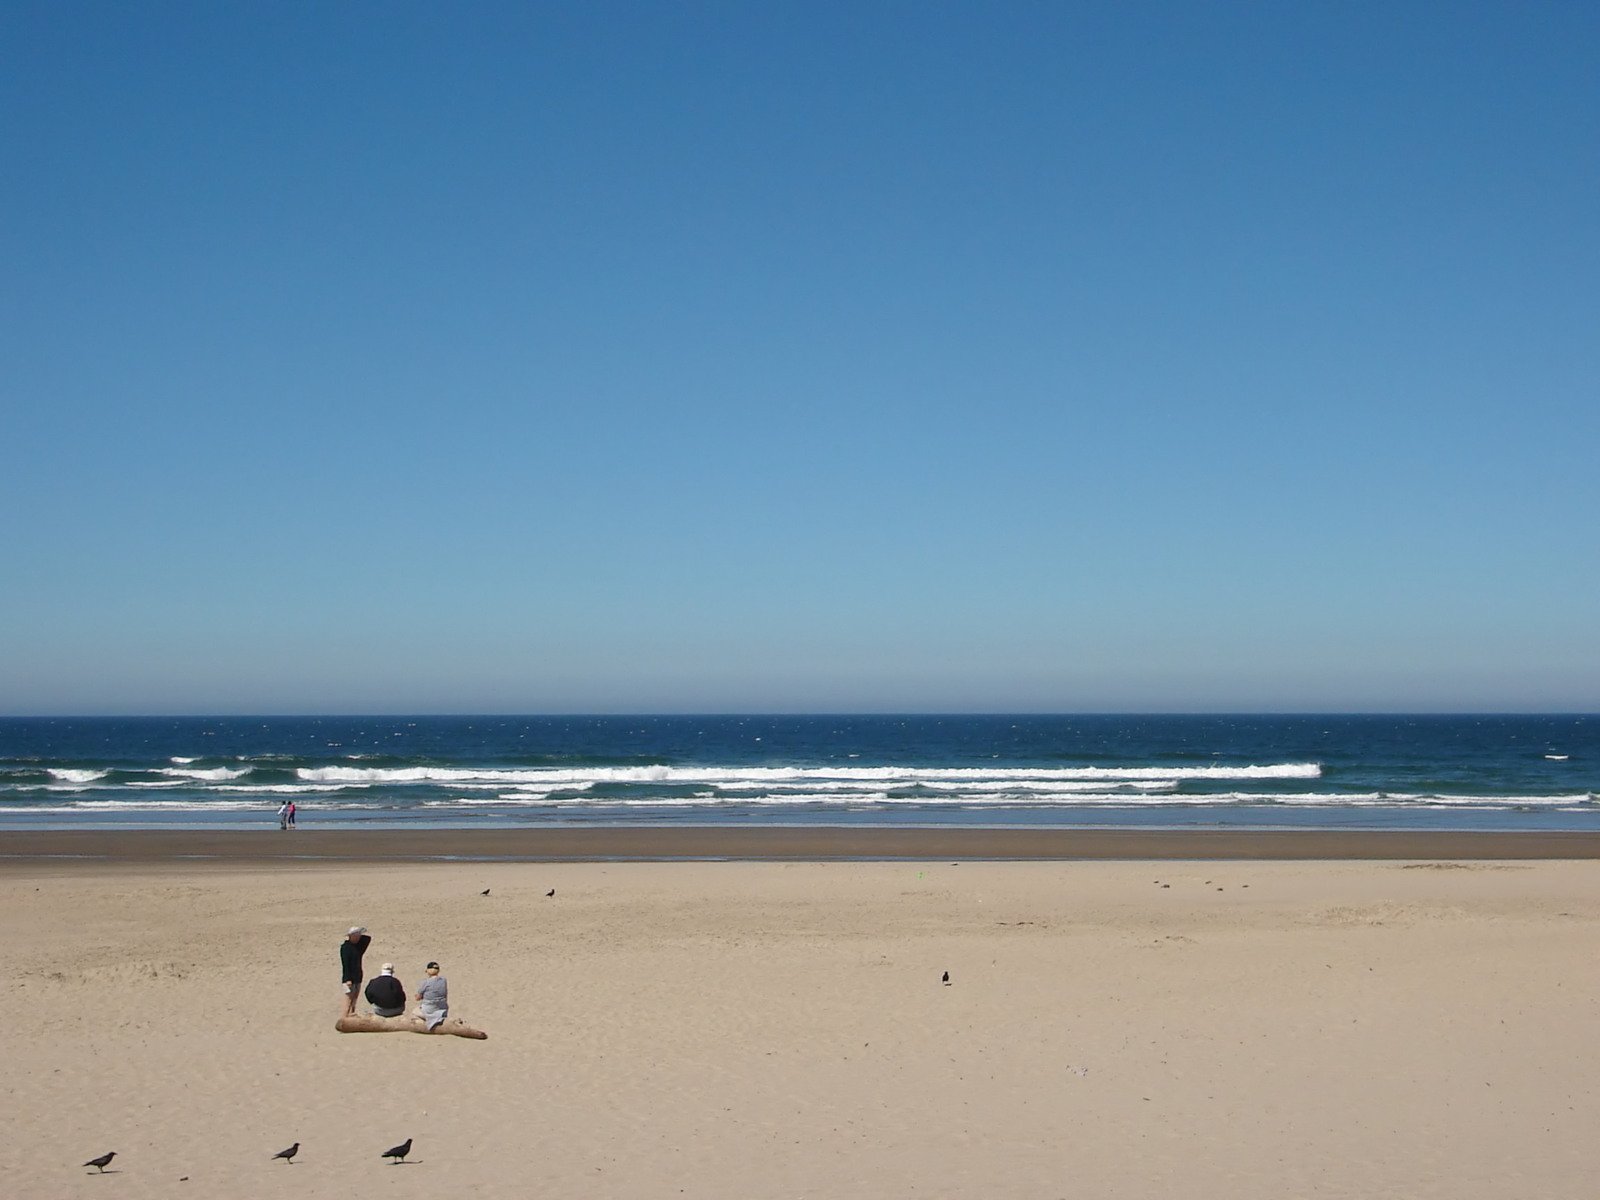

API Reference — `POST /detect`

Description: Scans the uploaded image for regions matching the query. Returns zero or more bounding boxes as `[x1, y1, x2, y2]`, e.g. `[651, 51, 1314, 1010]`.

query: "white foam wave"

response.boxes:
[296, 762, 1323, 786]
[48, 768, 108, 784]
[397, 789, 1598, 810]
[747, 779, 1182, 795]
[213, 783, 344, 795]
[70, 799, 279, 811]
[424, 797, 558, 808]
[299, 766, 537, 784]
[9, 787, 1588, 814]
[1188, 791, 1593, 808]
[156, 766, 250, 781]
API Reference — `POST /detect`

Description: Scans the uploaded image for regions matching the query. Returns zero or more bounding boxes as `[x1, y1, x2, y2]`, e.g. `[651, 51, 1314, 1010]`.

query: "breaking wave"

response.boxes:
[293, 762, 1323, 786]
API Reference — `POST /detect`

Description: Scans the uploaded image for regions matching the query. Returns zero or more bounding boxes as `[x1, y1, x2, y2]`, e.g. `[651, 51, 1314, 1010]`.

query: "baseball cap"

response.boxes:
[348, 926, 366, 935]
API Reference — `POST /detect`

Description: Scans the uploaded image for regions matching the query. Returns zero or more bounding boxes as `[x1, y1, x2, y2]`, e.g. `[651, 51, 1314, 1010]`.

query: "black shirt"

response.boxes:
[364, 974, 404, 1009]
[340, 934, 371, 983]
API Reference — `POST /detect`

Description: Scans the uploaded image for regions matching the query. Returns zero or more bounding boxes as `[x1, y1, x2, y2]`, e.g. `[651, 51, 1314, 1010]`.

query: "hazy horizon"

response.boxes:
[4, 708, 1596, 720]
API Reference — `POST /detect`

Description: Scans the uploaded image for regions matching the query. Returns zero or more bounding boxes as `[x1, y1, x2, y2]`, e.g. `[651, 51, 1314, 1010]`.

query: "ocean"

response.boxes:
[0, 714, 1595, 832]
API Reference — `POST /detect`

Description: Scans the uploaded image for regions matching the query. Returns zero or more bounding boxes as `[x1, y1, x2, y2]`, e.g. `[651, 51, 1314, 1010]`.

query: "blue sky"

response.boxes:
[4, 2, 1597, 714]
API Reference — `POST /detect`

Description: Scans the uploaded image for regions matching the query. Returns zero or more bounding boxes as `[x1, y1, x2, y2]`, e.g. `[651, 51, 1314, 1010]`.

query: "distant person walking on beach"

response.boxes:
[414, 961, 448, 1030]
[340, 927, 371, 1017]
[277, 801, 290, 831]
[286, 801, 297, 828]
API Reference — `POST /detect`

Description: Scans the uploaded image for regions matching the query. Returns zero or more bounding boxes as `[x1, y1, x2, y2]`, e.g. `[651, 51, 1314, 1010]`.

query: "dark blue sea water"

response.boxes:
[0, 714, 1595, 831]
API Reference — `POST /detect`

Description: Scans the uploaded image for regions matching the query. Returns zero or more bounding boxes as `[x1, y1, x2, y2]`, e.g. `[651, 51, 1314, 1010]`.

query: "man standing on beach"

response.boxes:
[340, 926, 370, 1017]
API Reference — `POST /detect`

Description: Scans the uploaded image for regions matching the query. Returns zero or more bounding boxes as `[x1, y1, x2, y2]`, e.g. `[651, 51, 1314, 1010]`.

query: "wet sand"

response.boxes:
[4, 825, 1600, 865]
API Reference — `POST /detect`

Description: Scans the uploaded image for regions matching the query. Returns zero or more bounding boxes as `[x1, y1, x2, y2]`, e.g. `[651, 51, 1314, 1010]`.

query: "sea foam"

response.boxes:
[48, 768, 108, 784]
[294, 762, 1323, 786]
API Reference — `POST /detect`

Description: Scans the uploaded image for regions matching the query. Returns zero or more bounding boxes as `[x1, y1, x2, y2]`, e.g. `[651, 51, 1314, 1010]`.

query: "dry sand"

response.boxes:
[4, 847, 1599, 1198]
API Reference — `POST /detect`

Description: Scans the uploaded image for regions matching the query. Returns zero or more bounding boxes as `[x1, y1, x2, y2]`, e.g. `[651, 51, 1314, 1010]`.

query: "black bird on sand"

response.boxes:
[546, 888, 556, 897]
[480, 888, 490, 896]
[83, 1152, 116, 1173]
[941, 971, 950, 985]
[381, 1138, 413, 1164]
[273, 1143, 299, 1163]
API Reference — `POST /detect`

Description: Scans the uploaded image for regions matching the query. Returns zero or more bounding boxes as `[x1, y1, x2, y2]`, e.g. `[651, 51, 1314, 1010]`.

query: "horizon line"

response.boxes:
[3, 710, 1597, 721]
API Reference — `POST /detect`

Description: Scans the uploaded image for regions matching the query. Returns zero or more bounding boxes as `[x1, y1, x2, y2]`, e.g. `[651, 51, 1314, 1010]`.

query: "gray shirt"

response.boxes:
[417, 975, 448, 1011]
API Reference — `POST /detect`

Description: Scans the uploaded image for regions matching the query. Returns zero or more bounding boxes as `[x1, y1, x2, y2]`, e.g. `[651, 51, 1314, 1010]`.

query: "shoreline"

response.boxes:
[4, 825, 1600, 864]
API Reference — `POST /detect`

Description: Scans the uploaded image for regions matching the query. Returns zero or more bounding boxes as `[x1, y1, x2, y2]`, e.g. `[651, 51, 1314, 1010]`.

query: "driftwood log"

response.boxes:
[336, 1014, 488, 1040]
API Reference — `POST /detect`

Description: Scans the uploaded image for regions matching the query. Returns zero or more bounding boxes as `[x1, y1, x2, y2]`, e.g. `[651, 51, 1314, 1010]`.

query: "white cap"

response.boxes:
[348, 926, 366, 936]
[381, 963, 395, 974]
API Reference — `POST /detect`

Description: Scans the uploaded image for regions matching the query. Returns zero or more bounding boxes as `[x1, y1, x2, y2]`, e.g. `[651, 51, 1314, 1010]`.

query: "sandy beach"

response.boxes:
[5, 836, 1599, 1198]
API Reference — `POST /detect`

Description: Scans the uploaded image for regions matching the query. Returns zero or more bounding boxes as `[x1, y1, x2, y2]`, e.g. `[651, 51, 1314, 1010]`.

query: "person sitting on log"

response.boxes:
[414, 961, 449, 1031]
[364, 963, 406, 1018]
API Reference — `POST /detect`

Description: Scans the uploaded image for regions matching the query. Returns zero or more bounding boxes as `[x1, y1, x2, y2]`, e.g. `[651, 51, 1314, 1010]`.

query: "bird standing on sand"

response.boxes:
[480, 888, 490, 896]
[942, 971, 950, 985]
[83, 1152, 116, 1173]
[273, 1142, 299, 1163]
[546, 888, 556, 897]
[381, 1138, 413, 1164]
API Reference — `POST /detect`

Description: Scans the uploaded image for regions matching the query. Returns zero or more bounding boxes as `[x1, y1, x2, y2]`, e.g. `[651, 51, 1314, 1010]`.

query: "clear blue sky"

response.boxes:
[4, 2, 1597, 714]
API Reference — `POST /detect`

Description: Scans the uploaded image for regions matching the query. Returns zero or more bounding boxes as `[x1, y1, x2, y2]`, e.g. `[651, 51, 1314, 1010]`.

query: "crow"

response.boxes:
[84, 1152, 116, 1173]
[480, 888, 490, 896]
[381, 1138, 413, 1164]
[273, 1143, 299, 1163]
[941, 971, 950, 986]
[546, 888, 555, 898]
